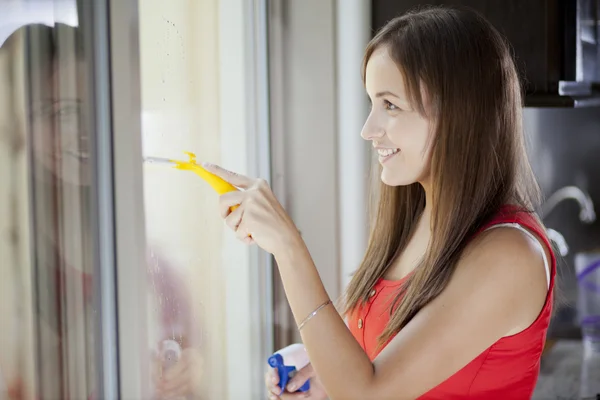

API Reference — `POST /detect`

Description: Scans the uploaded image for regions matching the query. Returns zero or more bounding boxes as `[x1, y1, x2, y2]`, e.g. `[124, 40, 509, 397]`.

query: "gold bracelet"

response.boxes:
[298, 299, 332, 331]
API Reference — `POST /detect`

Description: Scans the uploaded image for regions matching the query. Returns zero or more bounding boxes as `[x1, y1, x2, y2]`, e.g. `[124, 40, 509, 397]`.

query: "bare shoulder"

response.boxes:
[461, 224, 551, 281]
[370, 223, 553, 398]
[454, 225, 551, 334]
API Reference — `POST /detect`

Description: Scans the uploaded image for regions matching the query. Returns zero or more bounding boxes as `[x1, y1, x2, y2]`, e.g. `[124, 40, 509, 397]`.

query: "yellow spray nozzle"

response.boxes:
[144, 151, 249, 235]
[168, 152, 239, 211]
[171, 152, 238, 195]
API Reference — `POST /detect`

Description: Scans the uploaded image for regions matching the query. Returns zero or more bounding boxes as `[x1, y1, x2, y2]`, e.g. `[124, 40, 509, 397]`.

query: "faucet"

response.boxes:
[540, 186, 596, 224]
[546, 228, 569, 257]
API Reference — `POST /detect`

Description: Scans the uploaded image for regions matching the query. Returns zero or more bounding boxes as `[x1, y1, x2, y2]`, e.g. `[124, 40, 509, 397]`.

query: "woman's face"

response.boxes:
[31, 57, 90, 186]
[361, 46, 433, 187]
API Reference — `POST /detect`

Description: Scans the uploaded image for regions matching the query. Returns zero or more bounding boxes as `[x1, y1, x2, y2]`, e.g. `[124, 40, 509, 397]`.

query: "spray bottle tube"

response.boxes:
[268, 343, 311, 393]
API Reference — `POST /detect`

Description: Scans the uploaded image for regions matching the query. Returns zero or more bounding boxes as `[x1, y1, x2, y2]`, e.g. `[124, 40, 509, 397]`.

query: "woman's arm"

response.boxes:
[276, 228, 548, 400]
[200, 164, 549, 400]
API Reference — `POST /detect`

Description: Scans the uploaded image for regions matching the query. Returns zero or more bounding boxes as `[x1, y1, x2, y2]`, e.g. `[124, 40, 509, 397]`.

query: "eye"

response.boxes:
[55, 105, 79, 120]
[384, 100, 399, 111]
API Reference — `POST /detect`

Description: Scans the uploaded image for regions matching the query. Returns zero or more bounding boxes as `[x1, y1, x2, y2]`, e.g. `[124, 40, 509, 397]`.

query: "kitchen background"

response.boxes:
[0, 0, 599, 399]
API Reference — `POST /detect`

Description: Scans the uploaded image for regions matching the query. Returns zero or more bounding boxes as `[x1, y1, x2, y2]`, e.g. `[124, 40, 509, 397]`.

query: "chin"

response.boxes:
[380, 169, 417, 187]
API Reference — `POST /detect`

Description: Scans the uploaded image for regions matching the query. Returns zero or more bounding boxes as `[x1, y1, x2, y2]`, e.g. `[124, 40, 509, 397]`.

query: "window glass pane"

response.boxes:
[138, 1, 228, 398]
[1, 1, 268, 398]
[0, 1, 97, 399]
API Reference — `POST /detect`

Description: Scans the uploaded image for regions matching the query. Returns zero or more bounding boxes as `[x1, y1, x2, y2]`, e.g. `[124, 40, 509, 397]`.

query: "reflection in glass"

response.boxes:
[0, 14, 205, 400]
[0, 11, 97, 399]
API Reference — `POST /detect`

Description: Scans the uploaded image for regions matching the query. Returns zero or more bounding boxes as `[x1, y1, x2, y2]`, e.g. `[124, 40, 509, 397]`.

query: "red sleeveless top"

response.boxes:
[348, 206, 556, 399]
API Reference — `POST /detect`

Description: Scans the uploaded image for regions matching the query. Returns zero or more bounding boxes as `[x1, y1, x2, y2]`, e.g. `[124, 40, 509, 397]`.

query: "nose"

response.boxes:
[360, 113, 385, 141]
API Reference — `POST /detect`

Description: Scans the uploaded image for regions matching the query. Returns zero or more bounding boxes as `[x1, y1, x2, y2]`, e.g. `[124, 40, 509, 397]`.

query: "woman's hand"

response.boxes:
[152, 347, 204, 399]
[265, 364, 328, 400]
[201, 163, 302, 258]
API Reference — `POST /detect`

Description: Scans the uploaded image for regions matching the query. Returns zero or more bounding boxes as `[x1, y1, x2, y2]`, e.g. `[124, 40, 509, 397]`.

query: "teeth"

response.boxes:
[377, 148, 399, 157]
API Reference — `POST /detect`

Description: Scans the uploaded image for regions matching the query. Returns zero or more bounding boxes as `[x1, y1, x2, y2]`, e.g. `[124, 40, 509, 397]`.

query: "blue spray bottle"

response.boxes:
[268, 343, 311, 393]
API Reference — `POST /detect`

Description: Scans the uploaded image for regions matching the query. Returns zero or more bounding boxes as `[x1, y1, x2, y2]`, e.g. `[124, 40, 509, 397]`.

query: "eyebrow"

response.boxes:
[375, 91, 401, 99]
[374, 90, 412, 108]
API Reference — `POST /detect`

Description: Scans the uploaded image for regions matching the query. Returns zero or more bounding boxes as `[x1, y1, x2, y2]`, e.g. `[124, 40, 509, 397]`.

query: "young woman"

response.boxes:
[204, 6, 555, 399]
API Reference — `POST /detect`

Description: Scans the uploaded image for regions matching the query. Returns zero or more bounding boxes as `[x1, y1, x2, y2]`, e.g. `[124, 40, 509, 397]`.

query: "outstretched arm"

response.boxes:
[203, 164, 549, 400]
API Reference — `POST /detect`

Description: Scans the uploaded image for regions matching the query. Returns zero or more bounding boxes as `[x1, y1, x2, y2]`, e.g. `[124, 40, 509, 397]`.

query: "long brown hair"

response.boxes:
[343, 6, 542, 346]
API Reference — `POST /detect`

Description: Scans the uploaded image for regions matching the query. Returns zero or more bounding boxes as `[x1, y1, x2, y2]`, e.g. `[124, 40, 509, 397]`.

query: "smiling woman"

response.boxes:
[242, 5, 556, 400]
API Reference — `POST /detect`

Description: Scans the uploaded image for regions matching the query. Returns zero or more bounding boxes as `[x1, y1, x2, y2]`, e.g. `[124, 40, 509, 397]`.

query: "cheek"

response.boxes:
[387, 115, 431, 161]
[32, 120, 54, 153]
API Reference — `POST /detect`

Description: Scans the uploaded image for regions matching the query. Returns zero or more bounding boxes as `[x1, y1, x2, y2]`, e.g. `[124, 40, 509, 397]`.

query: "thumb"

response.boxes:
[201, 162, 254, 189]
[286, 364, 314, 392]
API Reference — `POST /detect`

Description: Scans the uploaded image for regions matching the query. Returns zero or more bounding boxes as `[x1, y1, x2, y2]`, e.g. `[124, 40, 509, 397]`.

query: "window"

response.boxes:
[133, 0, 273, 398]
[0, 1, 272, 399]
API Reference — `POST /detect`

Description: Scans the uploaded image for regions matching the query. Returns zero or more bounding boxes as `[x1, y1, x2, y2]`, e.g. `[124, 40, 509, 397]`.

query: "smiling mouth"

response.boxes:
[377, 148, 400, 163]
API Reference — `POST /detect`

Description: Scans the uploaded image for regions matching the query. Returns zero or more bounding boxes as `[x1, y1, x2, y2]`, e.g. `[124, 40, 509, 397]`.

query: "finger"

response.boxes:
[270, 367, 280, 383]
[235, 221, 248, 241]
[265, 369, 281, 397]
[235, 220, 253, 242]
[280, 390, 312, 399]
[286, 365, 313, 392]
[157, 359, 189, 395]
[265, 368, 280, 389]
[219, 190, 246, 218]
[160, 372, 190, 393]
[202, 162, 254, 189]
[162, 358, 188, 383]
[158, 349, 202, 397]
[224, 203, 244, 231]
[161, 381, 190, 399]
[158, 376, 190, 399]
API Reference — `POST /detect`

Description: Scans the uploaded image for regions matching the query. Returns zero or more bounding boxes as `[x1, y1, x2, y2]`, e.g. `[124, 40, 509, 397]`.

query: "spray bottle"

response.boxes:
[268, 343, 311, 393]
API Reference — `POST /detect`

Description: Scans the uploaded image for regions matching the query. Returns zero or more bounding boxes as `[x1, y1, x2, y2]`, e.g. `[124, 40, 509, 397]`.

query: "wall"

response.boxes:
[524, 108, 600, 337]
[269, 0, 341, 346]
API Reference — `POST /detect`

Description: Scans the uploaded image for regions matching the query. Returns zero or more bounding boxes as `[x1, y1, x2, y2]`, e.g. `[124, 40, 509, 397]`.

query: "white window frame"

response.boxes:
[106, 0, 149, 397]
[219, 0, 274, 399]
[335, 0, 372, 290]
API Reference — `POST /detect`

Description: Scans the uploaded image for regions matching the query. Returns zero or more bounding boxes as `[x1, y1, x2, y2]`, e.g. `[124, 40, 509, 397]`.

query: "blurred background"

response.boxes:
[0, 0, 599, 399]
